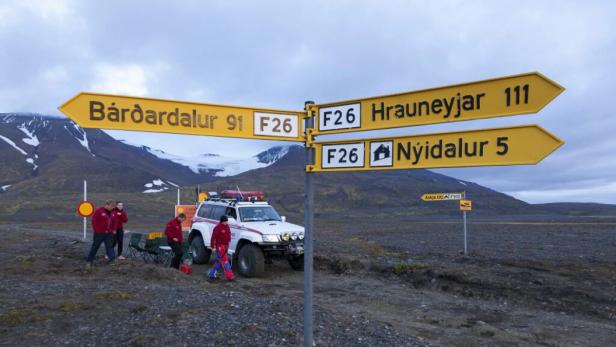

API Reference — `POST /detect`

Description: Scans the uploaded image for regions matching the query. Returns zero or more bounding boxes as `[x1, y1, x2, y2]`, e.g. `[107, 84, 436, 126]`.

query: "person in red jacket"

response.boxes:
[208, 215, 234, 280]
[85, 200, 116, 269]
[165, 213, 185, 269]
[111, 201, 129, 260]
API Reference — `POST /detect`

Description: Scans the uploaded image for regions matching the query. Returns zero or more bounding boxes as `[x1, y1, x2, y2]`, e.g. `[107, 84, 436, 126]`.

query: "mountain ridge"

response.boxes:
[2, 113, 614, 223]
[0, 113, 293, 193]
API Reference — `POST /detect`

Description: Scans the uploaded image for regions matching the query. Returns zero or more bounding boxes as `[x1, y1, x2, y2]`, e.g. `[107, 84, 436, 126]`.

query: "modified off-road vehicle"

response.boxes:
[188, 191, 304, 277]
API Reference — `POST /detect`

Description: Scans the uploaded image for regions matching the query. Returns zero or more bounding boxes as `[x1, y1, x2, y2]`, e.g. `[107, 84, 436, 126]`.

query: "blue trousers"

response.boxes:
[208, 251, 232, 278]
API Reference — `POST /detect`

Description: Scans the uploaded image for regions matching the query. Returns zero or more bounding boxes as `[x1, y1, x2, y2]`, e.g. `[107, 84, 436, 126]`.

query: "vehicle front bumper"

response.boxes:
[260, 241, 304, 255]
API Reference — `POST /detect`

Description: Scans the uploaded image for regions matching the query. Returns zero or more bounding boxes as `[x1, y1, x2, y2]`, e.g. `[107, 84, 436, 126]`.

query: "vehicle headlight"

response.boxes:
[262, 234, 279, 243]
[291, 232, 298, 240]
[281, 233, 290, 241]
[298, 232, 304, 240]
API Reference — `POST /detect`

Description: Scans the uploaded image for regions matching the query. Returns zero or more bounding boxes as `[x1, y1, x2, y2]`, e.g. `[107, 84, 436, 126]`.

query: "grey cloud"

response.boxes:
[1, 0, 615, 202]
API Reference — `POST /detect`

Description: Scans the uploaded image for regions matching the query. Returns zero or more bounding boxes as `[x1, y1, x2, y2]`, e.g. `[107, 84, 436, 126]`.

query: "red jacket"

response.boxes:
[210, 223, 231, 249]
[112, 208, 128, 230]
[91, 207, 113, 234]
[165, 217, 183, 243]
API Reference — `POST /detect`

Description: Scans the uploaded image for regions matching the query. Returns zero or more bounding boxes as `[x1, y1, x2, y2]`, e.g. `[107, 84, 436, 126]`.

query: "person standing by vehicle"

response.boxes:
[208, 215, 234, 281]
[112, 201, 128, 260]
[165, 213, 185, 269]
[86, 200, 116, 269]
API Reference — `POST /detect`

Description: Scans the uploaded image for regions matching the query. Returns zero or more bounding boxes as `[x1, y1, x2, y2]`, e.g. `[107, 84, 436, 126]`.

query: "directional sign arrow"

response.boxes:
[420, 193, 464, 201]
[58, 92, 305, 142]
[310, 124, 563, 172]
[314, 72, 564, 134]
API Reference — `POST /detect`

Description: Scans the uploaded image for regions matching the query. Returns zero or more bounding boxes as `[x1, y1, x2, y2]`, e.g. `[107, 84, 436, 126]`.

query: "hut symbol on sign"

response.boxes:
[374, 144, 390, 161]
[370, 141, 393, 167]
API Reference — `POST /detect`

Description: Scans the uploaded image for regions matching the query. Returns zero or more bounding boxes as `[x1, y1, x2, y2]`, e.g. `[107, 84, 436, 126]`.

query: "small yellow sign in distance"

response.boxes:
[460, 199, 472, 211]
[198, 192, 208, 202]
[311, 124, 563, 172]
[313, 72, 564, 134]
[421, 193, 463, 201]
[59, 92, 305, 142]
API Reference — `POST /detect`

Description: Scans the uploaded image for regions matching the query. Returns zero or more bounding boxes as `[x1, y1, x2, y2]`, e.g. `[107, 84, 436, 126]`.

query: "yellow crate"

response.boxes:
[147, 232, 163, 240]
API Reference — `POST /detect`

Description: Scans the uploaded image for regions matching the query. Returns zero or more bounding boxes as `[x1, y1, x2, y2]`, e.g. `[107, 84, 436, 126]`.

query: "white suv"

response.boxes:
[188, 198, 305, 277]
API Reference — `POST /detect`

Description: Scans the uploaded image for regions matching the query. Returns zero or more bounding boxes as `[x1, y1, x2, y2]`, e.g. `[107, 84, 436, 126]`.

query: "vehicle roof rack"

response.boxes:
[203, 197, 270, 206]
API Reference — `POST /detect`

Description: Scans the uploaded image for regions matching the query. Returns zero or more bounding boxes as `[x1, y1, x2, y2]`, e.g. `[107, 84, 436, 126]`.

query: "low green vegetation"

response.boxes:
[348, 237, 386, 257]
[95, 292, 131, 300]
[391, 261, 426, 275]
[0, 308, 48, 327]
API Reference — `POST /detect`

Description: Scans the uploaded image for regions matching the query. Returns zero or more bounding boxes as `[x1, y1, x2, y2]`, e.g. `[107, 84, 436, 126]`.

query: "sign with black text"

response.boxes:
[313, 72, 564, 134]
[59, 92, 304, 141]
[320, 143, 365, 169]
[310, 125, 563, 172]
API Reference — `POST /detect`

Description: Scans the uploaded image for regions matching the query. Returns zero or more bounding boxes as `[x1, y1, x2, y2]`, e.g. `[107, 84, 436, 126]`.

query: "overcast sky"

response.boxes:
[1, 0, 615, 203]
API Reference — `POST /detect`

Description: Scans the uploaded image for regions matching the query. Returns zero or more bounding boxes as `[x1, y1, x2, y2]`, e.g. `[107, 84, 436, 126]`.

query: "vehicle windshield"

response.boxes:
[239, 206, 281, 222]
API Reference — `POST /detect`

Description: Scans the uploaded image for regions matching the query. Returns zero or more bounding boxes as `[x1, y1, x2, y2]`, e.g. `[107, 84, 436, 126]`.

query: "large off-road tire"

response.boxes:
[237, 244, 265, 277]
[191, 235, 211, 264]
[288, 254, 304, 271]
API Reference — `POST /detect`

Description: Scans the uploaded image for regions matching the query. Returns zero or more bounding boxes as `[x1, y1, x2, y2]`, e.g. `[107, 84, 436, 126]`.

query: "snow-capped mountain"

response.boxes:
[131, 144, 295, 177]
[2, 113, 584, 222]
[0, 113, 298, 193]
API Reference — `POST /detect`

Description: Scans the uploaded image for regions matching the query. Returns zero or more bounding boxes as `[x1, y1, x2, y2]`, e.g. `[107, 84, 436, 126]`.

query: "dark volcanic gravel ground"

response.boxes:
[0, 228, 425, 347]
[2, 219, 616, 346]
[318, 218, 616, 262]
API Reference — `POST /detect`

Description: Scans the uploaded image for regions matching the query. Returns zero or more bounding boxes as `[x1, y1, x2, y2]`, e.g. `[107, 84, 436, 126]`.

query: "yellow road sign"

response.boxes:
[313, 72, 563, 134]
[76, 200, 94, 217]
[460, 199, 472, 211]
[59, 92, 305, 142]
[421, 193, 463, 201]
[310, 124, 563, 172]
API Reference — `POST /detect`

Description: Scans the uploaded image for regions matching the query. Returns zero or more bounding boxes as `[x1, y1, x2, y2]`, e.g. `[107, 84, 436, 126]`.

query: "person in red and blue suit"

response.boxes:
[208, 215, 234, 280]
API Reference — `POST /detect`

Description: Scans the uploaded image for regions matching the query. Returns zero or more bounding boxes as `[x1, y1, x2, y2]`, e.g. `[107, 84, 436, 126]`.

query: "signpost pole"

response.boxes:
[303, 101, 315, 347]
[463, 191, 467, 255]
[177, 187, 180, 205]
[83, 180, 87, 240]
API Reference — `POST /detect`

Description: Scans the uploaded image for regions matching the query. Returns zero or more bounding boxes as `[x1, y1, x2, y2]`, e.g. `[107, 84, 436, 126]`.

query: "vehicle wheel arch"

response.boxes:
[188, 229, 202, 244]
[235, 238, 257, 253]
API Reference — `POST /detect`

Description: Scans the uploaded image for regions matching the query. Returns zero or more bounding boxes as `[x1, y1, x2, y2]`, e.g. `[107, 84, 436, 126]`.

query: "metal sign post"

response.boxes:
[303, 101, 315, 347]
[459, 195, 473, 255]
[83, 180, 87, 240]
[463, 191, 467, 255]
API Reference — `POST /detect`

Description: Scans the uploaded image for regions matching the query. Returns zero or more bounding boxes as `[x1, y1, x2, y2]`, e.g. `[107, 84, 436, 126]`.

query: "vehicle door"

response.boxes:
[225, 206, 240, 254]
[196, 204, 215, 244]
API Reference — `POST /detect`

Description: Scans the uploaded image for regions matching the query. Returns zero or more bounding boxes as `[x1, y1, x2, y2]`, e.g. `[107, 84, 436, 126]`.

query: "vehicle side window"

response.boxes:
[199, 205, 213, 218]
[225, 207, 237, 220]
[209, 206, 226, 221]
